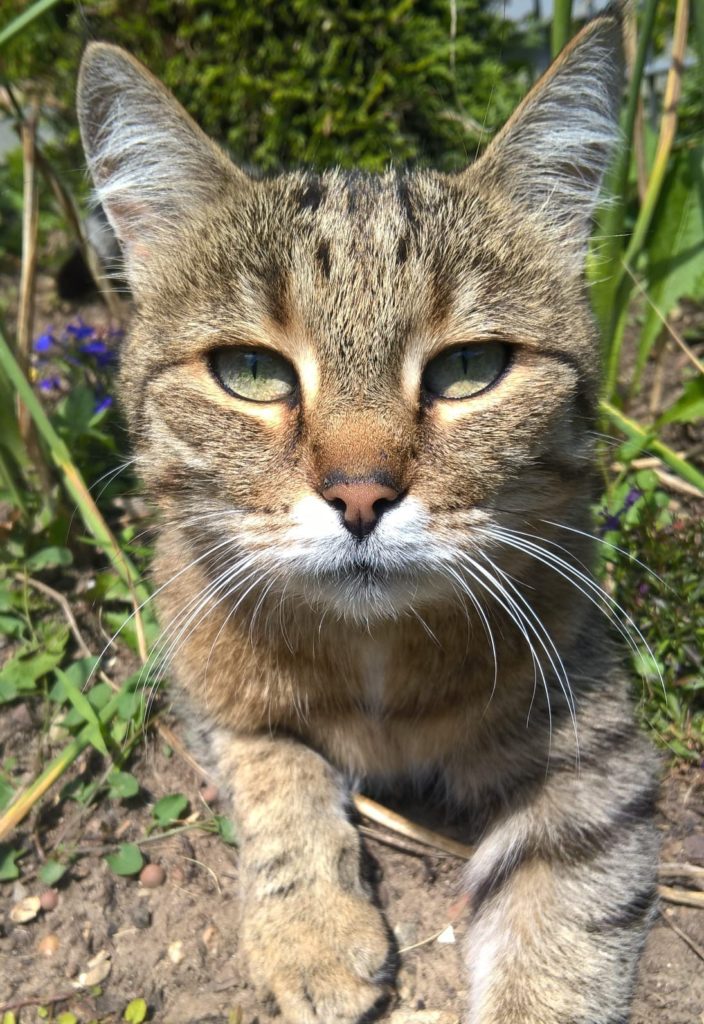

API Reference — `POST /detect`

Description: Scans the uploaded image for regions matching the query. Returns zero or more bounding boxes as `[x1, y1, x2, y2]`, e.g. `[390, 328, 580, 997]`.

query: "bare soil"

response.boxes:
[1, 719, 703, 1024]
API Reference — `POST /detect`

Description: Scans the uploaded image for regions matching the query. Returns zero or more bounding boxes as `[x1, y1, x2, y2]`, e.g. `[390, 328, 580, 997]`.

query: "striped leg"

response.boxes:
[460, 707, 659, 1023]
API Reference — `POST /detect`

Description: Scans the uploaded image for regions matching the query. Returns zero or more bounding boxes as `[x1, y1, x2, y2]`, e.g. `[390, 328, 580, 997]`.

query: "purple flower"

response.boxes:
[38, 376, 61, 392]
[638, 583, 650, 597]
[93, 395, 113, 414]
[34, 332, 54, 352]
[66, 320, 96, 341]
[80, 340, 108, 357]
[624, 488, 641, 509]
[600, 513, 622, 534]
[79, 339, 115, 368]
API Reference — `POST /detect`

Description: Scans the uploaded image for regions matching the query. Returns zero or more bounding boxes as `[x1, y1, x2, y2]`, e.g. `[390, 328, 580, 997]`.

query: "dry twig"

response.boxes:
[660, 909, 704, 962]
[353, 794, 474, 860]
[658, 884, 704, 910]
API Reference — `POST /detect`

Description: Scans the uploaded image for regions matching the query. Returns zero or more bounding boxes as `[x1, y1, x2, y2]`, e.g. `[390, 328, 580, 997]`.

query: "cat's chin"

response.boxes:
[291, 563, 451, 624]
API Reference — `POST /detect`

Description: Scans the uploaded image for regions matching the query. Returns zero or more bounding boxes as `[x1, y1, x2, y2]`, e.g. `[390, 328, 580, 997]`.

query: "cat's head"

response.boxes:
[77, 11, 622, 623]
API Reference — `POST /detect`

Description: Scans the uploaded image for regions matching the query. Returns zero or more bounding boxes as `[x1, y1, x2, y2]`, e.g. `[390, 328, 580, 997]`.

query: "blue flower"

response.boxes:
[66, 320, 96, 341]
[34, 332, 54, 353]
[80, 340, 115, 367]
[93, 395, 113, 414]
[38, 376, 61, 392]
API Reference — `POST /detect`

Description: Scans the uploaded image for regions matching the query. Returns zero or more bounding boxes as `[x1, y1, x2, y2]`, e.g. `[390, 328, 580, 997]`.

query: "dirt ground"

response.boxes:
[1, 719, 703, 1024]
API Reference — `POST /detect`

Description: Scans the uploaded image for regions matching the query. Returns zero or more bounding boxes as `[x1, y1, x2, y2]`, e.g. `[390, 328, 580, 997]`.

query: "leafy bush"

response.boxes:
[3, 0, 531, 172]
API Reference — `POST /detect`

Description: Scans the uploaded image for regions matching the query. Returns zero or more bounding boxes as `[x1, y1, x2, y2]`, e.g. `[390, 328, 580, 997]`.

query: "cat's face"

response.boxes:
[78, 16, 622, 621]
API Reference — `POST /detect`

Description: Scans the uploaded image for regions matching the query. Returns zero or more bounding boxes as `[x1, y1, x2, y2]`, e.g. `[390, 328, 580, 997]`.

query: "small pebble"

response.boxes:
[38, 933, 60, 956]
[39, 889, 59, 912]
[139, 863, 166, 888]
[201, 784, 219, 804]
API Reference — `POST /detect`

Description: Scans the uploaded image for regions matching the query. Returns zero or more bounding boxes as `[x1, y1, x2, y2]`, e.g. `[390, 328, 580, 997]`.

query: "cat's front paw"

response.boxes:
[241, 881, 395, 1024]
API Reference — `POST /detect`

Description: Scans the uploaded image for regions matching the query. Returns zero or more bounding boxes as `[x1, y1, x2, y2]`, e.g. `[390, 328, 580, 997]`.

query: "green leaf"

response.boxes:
[123, 998, 148, 1023]
[107, 770, 140, 800]
[0, 777, 14, 811]
[215, 815, 238, 846]
[656, 375, 704, 428]
[105, 842, 144, 876]
[0, 845, 22, 881]
[636, 147, 704, 383]
[55, 667, 109, 756]
[152, 793, 189, 828]
[0, 614, 24, 638]
[56, 1013, 78, 1024]
[39, 858, 69, 886]
[0, 632, 69, 703]
[25, 546, 73, 572]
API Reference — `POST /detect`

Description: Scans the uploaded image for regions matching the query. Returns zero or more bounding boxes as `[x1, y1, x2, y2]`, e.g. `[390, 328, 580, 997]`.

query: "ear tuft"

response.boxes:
[474, 9, 624, 258]
[77, 43, 245, 256]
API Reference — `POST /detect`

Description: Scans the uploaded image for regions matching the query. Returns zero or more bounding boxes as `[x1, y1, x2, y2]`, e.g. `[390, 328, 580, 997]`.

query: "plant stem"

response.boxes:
[0, 324, 148, 604]
[0, 0, 62, 48]
[603, 0, 689, 393]
[600, 401, 704, 493]
[0, 684, 130, 841]
[593, 0, 659, 332]
[551, 0, 573, 57]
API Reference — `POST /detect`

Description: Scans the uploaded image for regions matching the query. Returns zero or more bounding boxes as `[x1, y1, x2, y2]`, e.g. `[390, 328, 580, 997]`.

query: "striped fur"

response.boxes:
[78, 5, 658, 1022]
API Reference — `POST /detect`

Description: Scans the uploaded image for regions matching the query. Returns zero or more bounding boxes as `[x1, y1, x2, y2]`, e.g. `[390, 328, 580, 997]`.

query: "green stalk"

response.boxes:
[0, 448, 26, 515]
[0, 0, 62, 49]
[0, 325, 148, 604]
[551, 0, 573, 57]
[600, 400, 704, 493]
[593, 0, 659, 331]
[602, 0, 689, 397]
[0, 684, 128, 841]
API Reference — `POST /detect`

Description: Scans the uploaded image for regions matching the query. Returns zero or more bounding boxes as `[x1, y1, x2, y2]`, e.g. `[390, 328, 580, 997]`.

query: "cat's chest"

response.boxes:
[353, 636, 390, 715]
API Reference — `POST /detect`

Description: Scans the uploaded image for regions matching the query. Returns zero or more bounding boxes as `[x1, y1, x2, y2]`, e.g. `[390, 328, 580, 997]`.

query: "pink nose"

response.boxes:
[321, 478, 401, 538]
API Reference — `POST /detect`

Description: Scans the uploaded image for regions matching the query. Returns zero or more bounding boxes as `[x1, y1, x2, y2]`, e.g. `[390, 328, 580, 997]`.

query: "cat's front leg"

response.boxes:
[460, 738, 659, 1024]
[214, 732, 394, 1024]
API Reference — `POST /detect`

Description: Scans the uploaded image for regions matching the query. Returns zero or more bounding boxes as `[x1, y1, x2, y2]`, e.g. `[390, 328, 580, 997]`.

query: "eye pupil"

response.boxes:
[211, 347, 297, 403]
[423, 342, 508, 401]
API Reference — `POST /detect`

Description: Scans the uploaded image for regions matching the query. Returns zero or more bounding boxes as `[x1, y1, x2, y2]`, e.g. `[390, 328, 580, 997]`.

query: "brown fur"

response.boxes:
[78, 7, 658, 1022]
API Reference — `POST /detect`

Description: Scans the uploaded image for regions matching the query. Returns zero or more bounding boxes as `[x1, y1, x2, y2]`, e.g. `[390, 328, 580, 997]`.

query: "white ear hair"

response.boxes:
[474, 10, 624, 257]
[77, 43, 246, 254]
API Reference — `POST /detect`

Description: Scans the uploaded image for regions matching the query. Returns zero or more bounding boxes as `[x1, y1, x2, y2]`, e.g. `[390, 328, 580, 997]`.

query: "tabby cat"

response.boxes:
[77, 7, 659, 1022]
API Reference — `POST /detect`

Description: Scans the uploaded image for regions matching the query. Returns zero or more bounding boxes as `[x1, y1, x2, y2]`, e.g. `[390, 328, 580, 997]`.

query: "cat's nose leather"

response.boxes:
[321, 478, 401, 539]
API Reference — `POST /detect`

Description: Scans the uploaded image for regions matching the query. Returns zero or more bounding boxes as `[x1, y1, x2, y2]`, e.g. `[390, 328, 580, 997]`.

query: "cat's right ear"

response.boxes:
[77, 43, 248, 283]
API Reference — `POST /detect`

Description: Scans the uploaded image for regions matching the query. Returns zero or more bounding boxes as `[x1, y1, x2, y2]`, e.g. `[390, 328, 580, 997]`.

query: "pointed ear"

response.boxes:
[77, 43, 248, 282]
[473, 8, 624, 259]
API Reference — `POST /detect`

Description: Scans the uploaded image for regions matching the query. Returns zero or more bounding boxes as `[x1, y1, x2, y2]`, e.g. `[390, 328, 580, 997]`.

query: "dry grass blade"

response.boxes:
[659, 862, 704, 882]
[658, 884, 704, 909]
[622, 262, 704, 377]
[353, 794, 474, 860]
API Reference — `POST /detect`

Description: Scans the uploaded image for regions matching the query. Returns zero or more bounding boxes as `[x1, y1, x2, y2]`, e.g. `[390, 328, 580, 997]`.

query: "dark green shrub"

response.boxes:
[3, 0, 531, 172]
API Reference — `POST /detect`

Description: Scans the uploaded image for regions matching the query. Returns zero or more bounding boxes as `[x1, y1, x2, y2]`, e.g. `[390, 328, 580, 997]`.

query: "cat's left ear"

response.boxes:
[471, 6, 624, 260]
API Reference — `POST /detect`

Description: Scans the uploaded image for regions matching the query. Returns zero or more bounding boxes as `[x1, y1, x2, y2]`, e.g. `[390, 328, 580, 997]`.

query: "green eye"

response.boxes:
[423, 343, 509, 400]
[211, 347, 297, 403]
